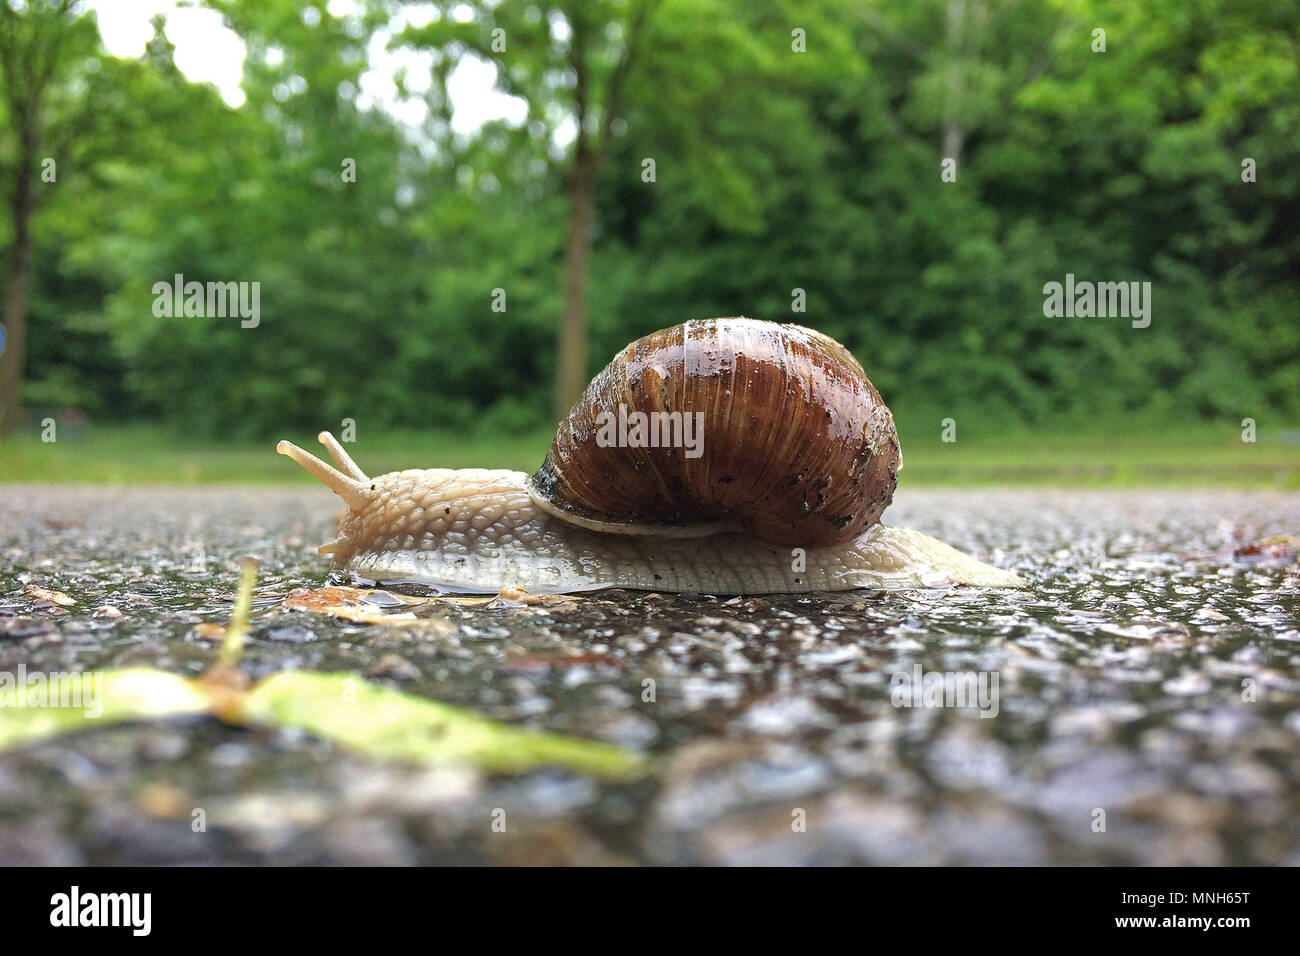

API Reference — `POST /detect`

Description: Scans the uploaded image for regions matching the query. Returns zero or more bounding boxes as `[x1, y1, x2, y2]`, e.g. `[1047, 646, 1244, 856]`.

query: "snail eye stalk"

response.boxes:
[277, 438, 370, 512]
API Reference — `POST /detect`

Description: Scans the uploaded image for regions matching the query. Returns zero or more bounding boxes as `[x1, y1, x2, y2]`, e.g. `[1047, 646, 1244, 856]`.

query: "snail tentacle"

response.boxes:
[277, 439, 371, 511]
[316, 430, 368, 481]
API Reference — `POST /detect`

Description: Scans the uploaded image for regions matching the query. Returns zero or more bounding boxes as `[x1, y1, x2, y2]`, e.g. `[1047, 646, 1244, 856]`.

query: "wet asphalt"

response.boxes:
[1, 485, 1297, 864]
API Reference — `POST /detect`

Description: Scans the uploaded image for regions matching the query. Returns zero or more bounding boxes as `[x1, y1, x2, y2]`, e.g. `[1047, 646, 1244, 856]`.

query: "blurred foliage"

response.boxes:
[1, 0, 1297, 441]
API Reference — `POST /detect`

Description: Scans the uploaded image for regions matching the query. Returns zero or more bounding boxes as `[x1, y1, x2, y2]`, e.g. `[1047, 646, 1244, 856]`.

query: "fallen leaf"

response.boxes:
[0, 564, 645, 778]
[189, 622, 227, 641]
[23, 585, 75, 607]
[1181, 535, 1300, 565]
[0, 666, 645, 779]
[238, 671, 644, 779]
[135, 782, 189, 819]
[499, 652, 623, 674]
[0, 667, 208, 752]
[491, 586, 582, 609]
[283, 586, 418, 625]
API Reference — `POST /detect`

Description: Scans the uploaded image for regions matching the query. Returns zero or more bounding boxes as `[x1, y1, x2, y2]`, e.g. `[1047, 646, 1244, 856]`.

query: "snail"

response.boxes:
[278, 318, 1022, 593]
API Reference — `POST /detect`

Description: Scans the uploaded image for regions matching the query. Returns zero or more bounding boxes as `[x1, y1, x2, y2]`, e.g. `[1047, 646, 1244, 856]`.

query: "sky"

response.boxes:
[85, 0, 532, 137]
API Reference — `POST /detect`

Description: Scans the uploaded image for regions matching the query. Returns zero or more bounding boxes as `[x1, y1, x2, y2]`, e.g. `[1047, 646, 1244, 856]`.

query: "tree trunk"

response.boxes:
[555, 148, 595, 420]
[1, 158, 33, 436]
[942, 0, 967, 167]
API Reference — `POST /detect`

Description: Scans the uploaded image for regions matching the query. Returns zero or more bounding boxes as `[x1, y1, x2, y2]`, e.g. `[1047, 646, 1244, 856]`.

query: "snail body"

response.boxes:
[278, 318, 1021, 593]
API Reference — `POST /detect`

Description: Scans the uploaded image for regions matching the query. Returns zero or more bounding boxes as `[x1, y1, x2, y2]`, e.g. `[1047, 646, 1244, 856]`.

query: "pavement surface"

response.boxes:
[1, 485, 1297, 864]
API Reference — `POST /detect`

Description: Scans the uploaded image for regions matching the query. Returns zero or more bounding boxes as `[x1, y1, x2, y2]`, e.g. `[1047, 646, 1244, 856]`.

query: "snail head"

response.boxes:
[276, 431, 376, 558]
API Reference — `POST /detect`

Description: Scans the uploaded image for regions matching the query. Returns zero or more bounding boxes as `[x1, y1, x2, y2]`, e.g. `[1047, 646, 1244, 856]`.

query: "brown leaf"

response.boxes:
[283, 586, 417, 625]
[499, 651, 622, 674]
[189, 622, 227, 642]
[489, 586, 581, 610]
[23, 585, 76, 607]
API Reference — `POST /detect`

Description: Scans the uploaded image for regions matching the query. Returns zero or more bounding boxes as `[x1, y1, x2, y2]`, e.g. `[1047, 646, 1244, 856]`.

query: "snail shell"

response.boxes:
[526, 317, 901, 548]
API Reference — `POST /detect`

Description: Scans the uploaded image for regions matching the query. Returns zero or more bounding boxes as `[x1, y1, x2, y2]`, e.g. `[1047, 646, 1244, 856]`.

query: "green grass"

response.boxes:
[896, 431, 1299, 488]
[0, 426, 556, 485]
[0, 424, 1297, 488]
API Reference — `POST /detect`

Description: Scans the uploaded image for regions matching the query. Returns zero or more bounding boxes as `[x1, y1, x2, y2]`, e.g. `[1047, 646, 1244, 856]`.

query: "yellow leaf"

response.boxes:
[237, 670, 646, 779]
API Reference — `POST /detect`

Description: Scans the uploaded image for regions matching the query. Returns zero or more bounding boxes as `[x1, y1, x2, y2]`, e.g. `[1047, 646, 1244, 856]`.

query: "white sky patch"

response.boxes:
[88, 0, 246, 108]
[552, 113, 578, 152]
[85, 0, 535, 142]
[406, 2, 440, 29]
[167, 8, 248, 108]
[549, 12, 571, 46]
[357, 30, 435, 129]
[88, 0, 171, 58]
[446, 54, 528, 136]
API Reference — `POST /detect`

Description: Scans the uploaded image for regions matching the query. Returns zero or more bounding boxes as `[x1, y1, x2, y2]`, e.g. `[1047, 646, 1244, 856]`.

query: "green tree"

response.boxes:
[399, 0, 660, 419]
[0, 0, 103, 433]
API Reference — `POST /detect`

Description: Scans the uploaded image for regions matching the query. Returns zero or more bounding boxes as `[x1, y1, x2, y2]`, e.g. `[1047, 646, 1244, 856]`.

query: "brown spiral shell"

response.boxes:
[526, 317, 901, 548]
